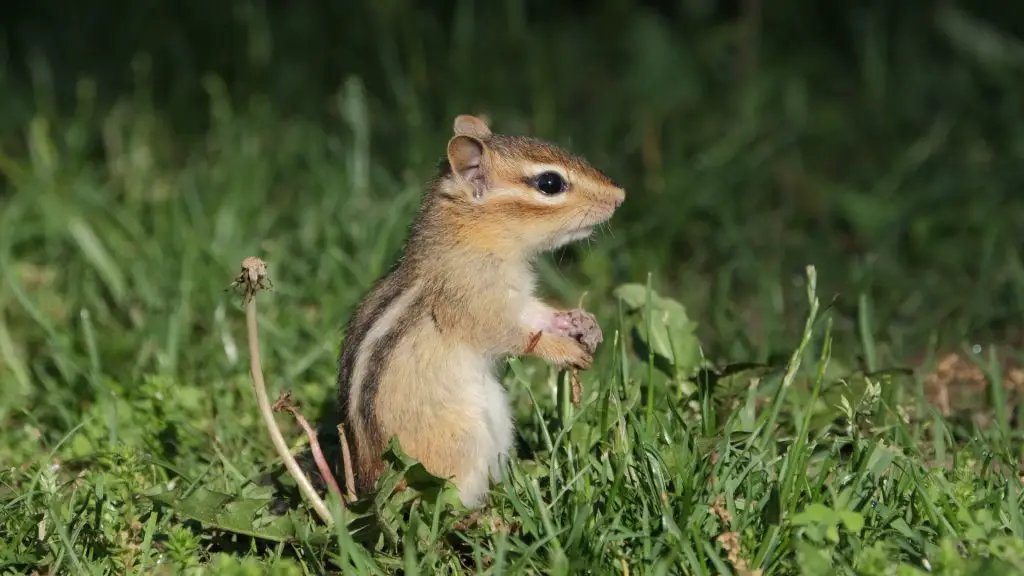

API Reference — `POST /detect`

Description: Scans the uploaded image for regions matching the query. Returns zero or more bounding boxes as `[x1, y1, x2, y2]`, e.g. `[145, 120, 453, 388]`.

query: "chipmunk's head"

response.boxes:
[432, 114, 626, 257]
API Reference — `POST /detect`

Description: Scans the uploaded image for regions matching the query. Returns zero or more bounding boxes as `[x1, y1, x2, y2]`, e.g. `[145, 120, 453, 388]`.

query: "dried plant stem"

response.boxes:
[234, 257, 333, 526]
[336, 424, 357, 503]
[570, 368, 583, 408]
[274, 393, 343, 503]
[246, 295, 332, 524]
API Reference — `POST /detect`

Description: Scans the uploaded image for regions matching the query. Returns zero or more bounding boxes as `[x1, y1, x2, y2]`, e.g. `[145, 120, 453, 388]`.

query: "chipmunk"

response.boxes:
[336, 114, 625, 507]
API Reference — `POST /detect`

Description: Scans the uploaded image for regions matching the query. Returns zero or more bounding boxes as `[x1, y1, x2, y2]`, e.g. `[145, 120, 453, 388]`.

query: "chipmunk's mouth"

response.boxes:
[549, 226, 594, 250]
[564, 226, 594, 241]
[548, 207, 615, 250]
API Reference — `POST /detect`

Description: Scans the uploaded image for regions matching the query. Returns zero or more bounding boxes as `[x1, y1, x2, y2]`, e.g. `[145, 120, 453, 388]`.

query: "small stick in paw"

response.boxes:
[525, 330, 543, 354]
[570, 368, 583, 408]
[551, 308, 601, 408]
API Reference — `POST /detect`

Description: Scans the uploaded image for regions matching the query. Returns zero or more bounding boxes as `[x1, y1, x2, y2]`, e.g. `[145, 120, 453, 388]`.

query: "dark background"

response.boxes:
[3, 0, 1024, 361]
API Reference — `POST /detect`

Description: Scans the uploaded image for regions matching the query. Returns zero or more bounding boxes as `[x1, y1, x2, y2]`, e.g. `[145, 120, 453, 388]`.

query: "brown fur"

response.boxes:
[336, 114, 625, 504]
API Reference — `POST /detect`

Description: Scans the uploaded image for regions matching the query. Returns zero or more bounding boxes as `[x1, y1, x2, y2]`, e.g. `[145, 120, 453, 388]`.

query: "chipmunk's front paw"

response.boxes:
[535, 333, 593, 370]
[551, 308, 603, 356]
[562, 341, 593, 371]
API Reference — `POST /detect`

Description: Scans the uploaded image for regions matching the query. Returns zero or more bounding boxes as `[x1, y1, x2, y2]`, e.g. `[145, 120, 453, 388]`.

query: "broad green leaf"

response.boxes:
[792, 503, 838, 526]
[826, 522, 840, 543]
[795, 539, 833, 575]
[613, 283, 703, 377]
[612, 283, 654, 310]
[143, 485, 328, 544]
[838, 510, 865, 535]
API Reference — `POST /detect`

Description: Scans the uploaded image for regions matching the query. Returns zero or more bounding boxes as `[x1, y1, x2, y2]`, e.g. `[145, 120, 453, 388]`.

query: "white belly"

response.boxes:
[453, 347, 515, 504]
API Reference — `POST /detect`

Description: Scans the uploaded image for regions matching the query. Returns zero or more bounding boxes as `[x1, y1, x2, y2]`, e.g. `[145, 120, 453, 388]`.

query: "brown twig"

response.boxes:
[335, 424, 357, 503]
[231, 257, 333, 525]
[525, 331, 543, 354]
[273, 392, 344, 503]
[570, 368, 583, 408]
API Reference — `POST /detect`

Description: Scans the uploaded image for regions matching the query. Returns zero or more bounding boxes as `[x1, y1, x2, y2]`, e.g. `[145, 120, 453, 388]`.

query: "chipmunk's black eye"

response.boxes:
[533, 171, 566, 195]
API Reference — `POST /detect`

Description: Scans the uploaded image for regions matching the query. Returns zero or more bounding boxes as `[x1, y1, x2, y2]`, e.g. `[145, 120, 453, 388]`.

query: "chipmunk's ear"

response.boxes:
[452, 114, 492, 138]
[446, 134, 490, 199]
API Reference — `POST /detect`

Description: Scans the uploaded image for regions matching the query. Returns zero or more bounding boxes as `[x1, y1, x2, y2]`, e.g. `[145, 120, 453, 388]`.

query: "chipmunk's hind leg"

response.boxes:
[388, 405, 493, 507]
[377, 336, 502, 508]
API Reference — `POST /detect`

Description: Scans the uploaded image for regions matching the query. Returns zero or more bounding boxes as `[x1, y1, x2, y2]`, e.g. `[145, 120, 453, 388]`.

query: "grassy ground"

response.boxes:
[3, 3, 1024, 574]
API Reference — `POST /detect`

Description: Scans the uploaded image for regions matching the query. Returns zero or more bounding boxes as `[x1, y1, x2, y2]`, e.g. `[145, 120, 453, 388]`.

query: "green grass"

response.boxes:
[3, 2, 1024, 574]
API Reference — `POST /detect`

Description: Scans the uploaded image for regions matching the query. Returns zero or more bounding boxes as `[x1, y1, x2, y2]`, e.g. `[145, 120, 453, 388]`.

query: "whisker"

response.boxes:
[557, 208, 592, 266]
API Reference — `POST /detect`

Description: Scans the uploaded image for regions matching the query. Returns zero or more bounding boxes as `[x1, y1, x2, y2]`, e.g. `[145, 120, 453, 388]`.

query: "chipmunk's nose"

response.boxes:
[612, 187, 625, 208]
